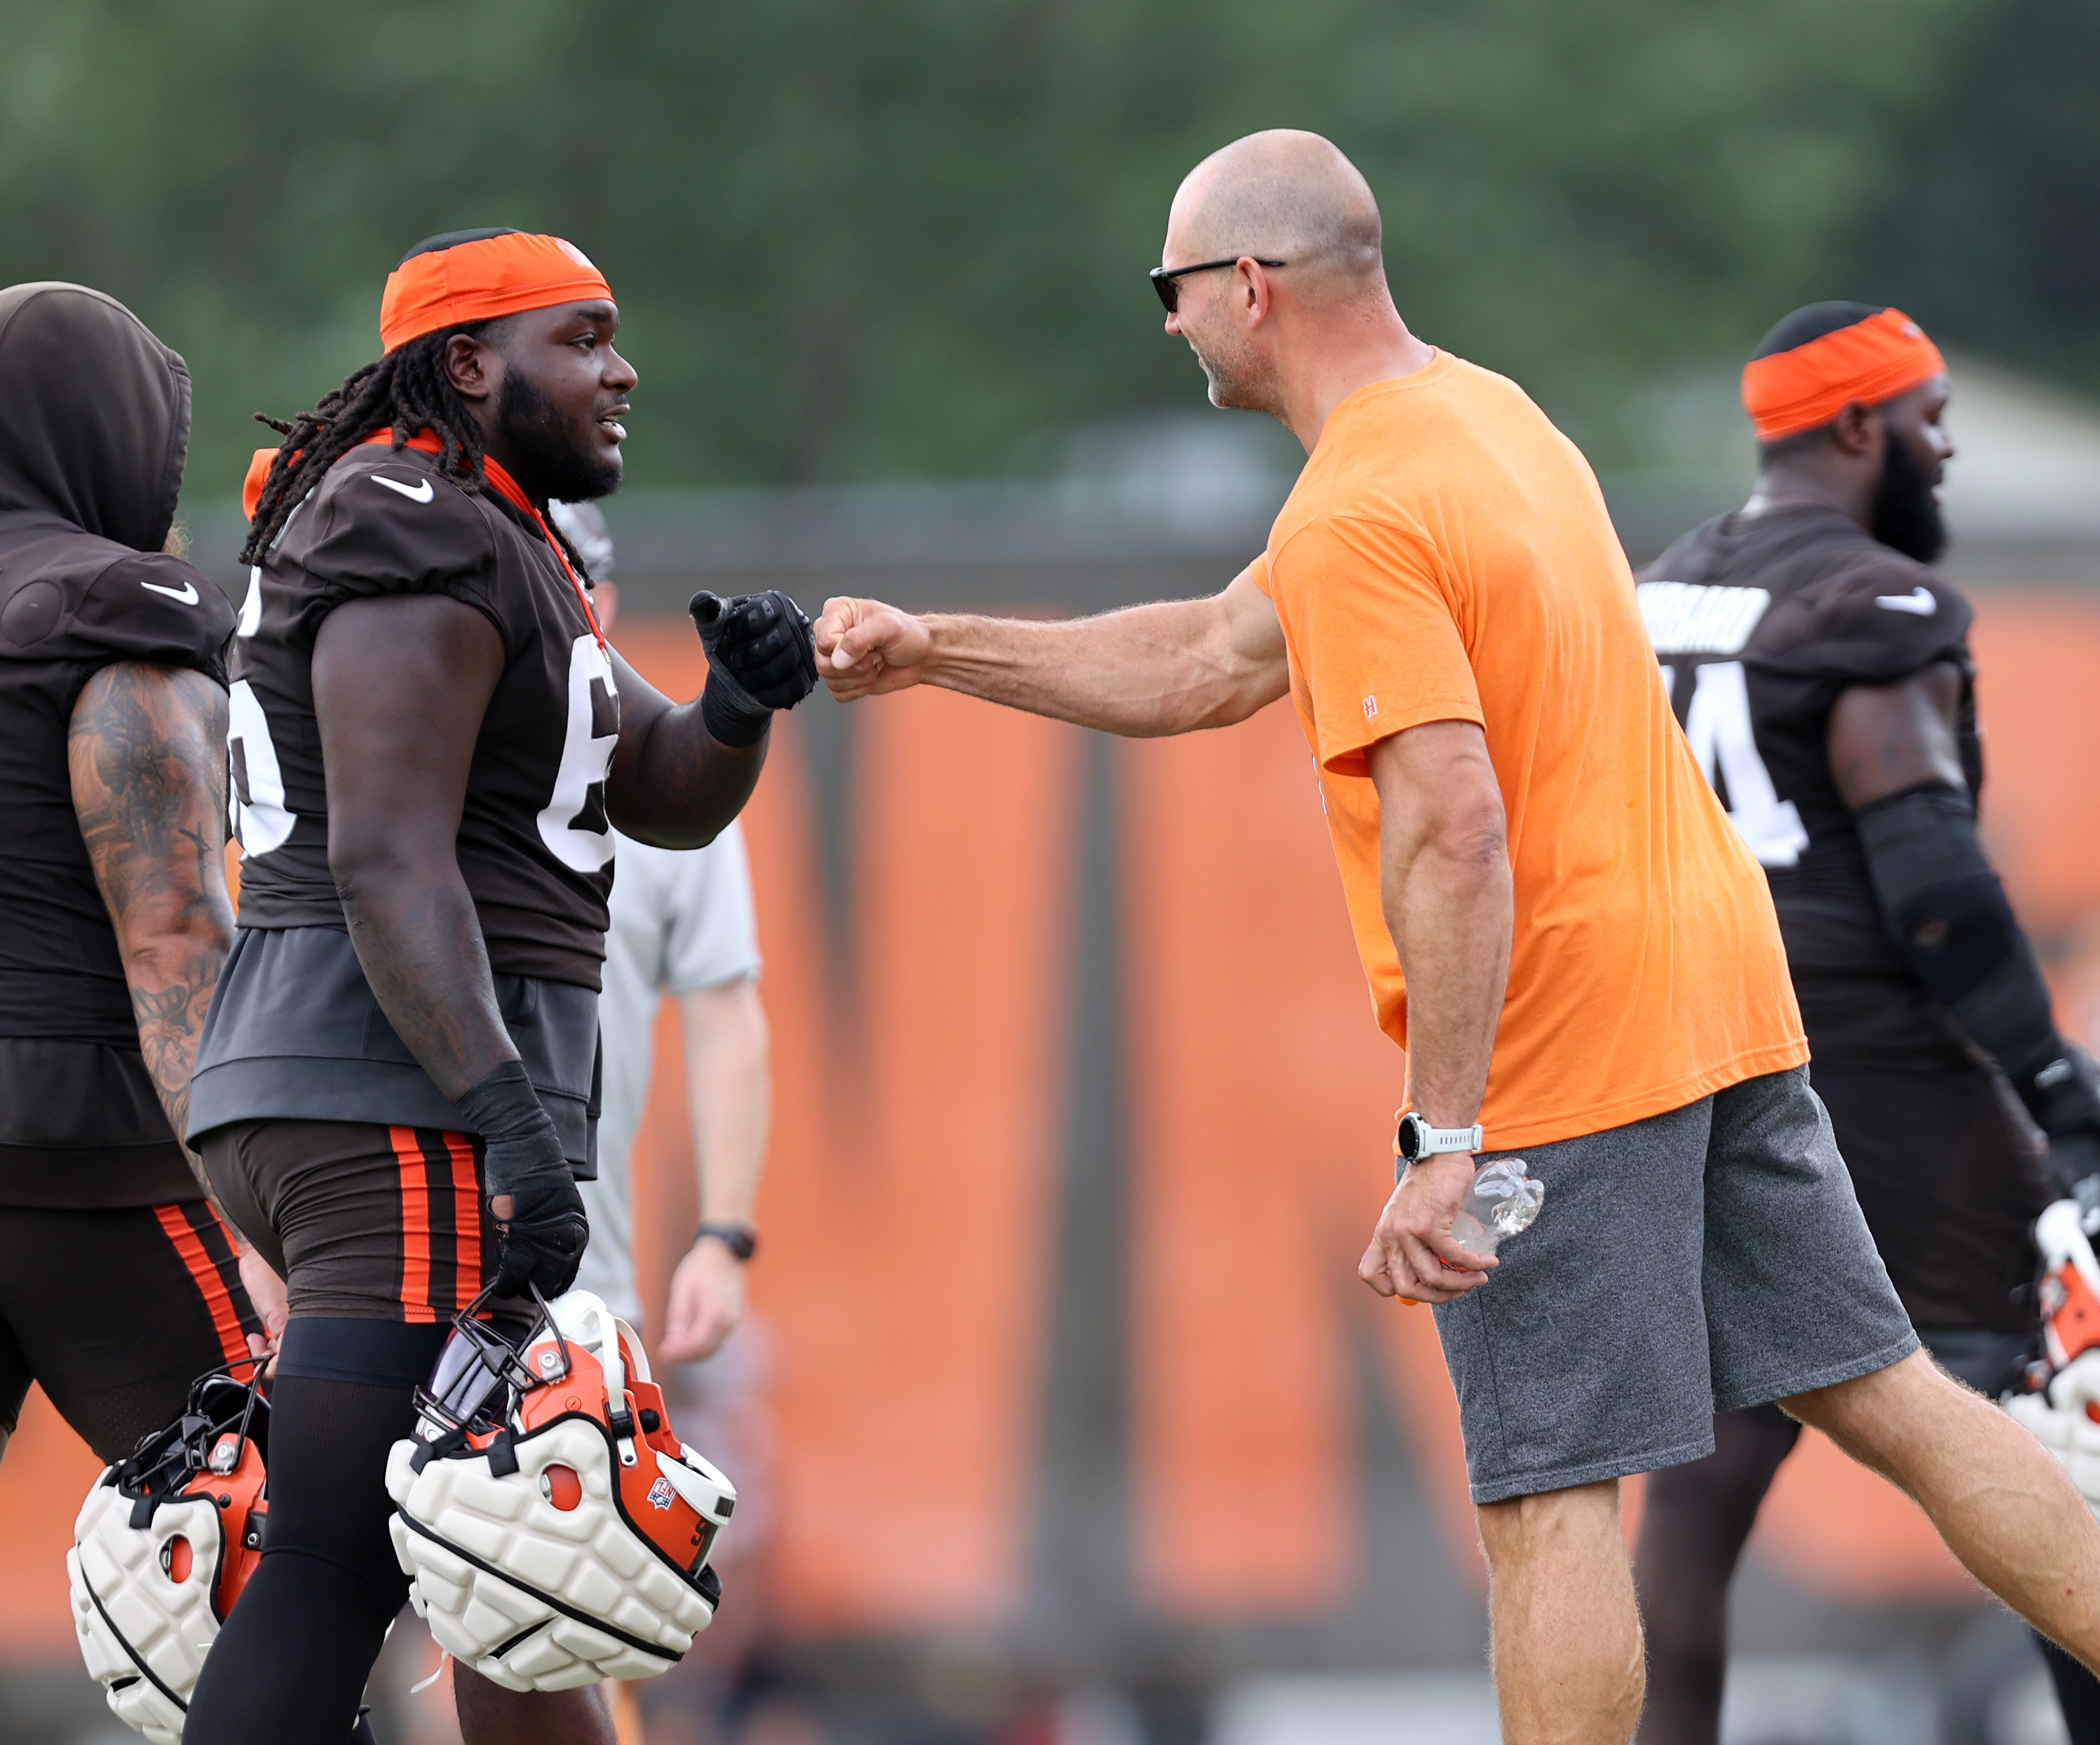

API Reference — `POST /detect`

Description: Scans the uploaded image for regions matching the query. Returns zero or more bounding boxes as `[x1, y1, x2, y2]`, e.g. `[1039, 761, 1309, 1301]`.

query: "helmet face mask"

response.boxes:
[124, 1366, 268, 1500]
[415, 1286, 570, 1438]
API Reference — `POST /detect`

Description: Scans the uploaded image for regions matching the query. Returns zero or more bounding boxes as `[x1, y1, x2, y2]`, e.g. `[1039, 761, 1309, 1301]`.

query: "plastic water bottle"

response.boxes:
[1450, 1158, 1545, 1255]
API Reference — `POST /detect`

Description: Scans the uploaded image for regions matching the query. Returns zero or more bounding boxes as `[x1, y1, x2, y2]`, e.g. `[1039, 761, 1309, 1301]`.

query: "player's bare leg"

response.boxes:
[1477, 1479, 1645, 1745]
[1786, 1349, 2100, 1667]
[454, 1667, 614, 1744]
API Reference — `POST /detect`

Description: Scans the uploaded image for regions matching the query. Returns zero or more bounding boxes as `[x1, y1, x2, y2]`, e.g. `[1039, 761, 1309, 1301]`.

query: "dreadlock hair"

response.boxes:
[240, 316, 505, 564]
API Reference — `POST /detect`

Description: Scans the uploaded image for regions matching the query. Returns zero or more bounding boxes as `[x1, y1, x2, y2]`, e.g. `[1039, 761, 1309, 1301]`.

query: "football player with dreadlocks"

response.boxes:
[1636, 302, 2100, 1745]
[183, 230, 817, 1743]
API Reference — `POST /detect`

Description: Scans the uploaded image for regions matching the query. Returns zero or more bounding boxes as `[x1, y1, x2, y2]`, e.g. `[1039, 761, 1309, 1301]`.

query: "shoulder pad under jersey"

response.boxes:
[1744, 554, 1972, 684]
[0, 537, 233, 684]
[286, 446, 497, 603]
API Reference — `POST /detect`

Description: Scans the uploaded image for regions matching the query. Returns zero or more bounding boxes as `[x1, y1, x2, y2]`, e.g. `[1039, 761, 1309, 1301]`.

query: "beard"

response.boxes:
[1870, 431, 1947, 564]
[493, 368, 622, 504]
[1185, 316, 1275, 414]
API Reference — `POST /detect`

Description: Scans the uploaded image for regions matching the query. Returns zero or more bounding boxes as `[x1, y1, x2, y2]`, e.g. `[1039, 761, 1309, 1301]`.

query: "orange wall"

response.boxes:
[1970, 594, 2100, 934]
[14, 590, 2100, 1662]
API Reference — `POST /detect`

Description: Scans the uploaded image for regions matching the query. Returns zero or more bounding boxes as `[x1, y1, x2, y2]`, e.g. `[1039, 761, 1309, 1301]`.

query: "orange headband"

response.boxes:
[1740, 307, 1945, 442]
[379, 232, 612, 353]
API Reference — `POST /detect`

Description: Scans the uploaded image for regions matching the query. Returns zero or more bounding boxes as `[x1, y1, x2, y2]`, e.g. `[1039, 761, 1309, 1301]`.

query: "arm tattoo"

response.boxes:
[68, 664, 235, 1197]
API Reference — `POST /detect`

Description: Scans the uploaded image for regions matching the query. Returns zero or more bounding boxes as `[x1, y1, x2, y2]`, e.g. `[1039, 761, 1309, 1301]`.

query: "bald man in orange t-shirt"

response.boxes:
[813, 131, 2100, 1743]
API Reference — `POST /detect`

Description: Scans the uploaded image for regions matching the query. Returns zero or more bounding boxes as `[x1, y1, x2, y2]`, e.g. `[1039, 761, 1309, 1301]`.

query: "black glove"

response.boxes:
[2027, 1042, 2100, 1207]
[455, 1060, 589, 1299]
[2029, 1039, 2100, 1136]
[689, 591, 819, 747]
[2045, 1127, 2100, 1208]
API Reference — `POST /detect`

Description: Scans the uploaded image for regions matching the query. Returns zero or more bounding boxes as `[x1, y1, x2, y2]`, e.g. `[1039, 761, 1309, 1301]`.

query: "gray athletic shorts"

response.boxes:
[1433, 1066, 1918, 1504]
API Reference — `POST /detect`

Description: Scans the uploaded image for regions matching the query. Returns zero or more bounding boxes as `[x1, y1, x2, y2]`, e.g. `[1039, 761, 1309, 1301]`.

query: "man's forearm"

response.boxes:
[917, 603, 1264, 737]
[336, 867, 517, 1100]
[1368, 723, 1511, 1131]
[682, 984, 769, 1224]
[1389, 841, 1513, 1127]
[68, 662, 237, 1191]
[125, 925, 229, 1164]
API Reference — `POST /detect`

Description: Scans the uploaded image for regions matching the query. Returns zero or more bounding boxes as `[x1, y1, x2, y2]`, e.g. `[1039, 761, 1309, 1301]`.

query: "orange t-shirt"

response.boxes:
[1257, 352, 1806, 1149]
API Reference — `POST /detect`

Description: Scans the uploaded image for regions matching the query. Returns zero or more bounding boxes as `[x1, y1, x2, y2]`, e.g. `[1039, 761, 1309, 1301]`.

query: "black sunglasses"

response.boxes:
[1149, 255, 1287, 312]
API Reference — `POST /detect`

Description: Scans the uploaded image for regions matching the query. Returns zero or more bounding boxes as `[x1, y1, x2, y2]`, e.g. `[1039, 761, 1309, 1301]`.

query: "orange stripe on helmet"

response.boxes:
[393, 1125, 438, 1324]
[1740, 307, 1945, 442]
[154, 1204, 250, 1367]
[379, 232, 612, 353]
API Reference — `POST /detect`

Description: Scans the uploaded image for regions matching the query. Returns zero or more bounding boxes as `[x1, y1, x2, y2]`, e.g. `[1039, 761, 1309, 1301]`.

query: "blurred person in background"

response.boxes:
[548, 499, 773, 1745]
[815, 130, 2100, 1745]
[0, 282, 277, 1471]
[184, 228, 815, 1744]
[1636, 303, 2100, 1745]
[548, 501, 770, 1363]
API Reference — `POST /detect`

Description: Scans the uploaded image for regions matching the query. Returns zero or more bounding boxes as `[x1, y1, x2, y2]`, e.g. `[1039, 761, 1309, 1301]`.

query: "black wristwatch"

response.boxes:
[697, 1221, 759, 1262]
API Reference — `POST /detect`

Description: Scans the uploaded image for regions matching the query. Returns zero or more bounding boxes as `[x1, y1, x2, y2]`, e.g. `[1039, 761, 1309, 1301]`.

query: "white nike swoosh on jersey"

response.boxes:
[372, 473, 435, 503]
[140, 577, 199, 604]
[1875, 586, 1936, 615]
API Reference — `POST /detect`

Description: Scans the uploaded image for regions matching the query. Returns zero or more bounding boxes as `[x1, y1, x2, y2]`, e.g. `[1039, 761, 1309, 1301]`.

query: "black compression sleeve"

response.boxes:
[1854, 784, 2094, 1131]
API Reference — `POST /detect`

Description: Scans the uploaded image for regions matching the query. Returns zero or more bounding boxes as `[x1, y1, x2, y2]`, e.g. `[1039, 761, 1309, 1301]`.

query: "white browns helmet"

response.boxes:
[67, 1366, 270, 1742]
[387, 1287, 735, 1691]
[2005, 1199, 2100, 1515]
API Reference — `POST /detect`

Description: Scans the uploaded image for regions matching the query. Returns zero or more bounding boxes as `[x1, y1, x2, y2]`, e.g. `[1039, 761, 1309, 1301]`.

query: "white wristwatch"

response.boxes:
[1394, 1112, 1484, 1163]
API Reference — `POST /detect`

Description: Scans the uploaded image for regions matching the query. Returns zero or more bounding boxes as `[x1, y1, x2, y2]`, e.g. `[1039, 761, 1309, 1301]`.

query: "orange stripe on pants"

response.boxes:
[153, 1204, 250, 1367]
[391, 1125, 437, 1323]
[443, 1132, 483, 1299]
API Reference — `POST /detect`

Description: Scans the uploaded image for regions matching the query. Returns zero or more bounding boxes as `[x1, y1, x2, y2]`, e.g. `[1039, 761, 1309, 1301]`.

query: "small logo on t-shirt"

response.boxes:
[372, 473, 435, 504]
[1874, 586, 1936, 616]
[1362, 695, 1378, 719]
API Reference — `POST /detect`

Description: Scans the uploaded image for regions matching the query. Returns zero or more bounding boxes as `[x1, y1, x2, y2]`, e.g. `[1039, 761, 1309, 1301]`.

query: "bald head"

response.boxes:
[1170, 130, 1384, 294]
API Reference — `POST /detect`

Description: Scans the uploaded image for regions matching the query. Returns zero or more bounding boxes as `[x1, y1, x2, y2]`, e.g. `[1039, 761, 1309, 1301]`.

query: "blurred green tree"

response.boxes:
[0, 0, 1976, 493]
[1852, 0, 2100, 395]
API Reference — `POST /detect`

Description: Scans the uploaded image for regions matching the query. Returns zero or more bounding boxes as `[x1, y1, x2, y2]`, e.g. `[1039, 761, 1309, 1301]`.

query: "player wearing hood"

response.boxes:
[183, 230, 816, 1742]
[0, 282, 273, 1466]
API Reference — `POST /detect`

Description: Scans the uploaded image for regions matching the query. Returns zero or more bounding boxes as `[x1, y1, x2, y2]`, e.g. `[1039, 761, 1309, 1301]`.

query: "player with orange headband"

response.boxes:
[180, 228, 817, 1742]
[1637, 301, 2100, 1745]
